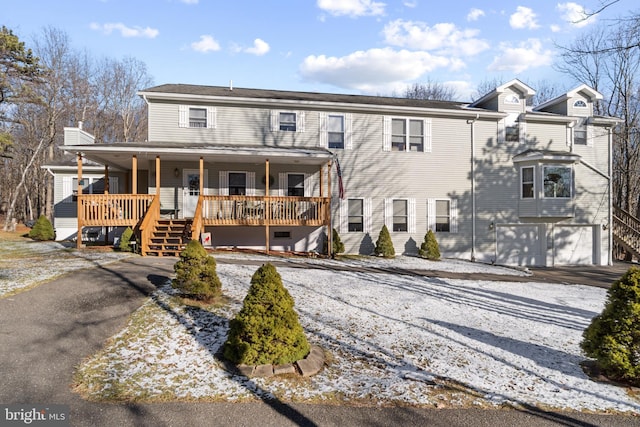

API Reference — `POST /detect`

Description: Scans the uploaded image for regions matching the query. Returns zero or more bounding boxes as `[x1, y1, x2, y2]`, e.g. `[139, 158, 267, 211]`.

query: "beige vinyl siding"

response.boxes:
[525, 121, 568, 149]
[148, 102, 320, 149]
[337, 113, 473, 254]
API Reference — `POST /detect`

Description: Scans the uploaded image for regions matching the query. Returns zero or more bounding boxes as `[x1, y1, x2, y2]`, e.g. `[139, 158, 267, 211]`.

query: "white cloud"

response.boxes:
[467, 8, 485, 22]
[300, 47, 462, 93]
[191, 35, 221, 53]
[557, 2, 595, 28]
[509, 6, 540, 29]
[550, 24, 562, 32]
[89, 22, 159, 38]
[180, 0, 199, 4]
[383, 19, 490, 56]
[403, 1, 418, 8]
[317, 0, 385, 17]
[488, 39, 553, 74]
[244, 39, 270, 56]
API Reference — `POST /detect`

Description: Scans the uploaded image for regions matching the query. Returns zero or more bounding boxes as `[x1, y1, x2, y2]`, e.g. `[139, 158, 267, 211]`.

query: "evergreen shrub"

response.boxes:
[418, 230, 441, 260]
[223, 263, 310, 365]
[172, 240, 221, 301]
[374, 225, 395, 258]
[28, 215, 54, 241]
[118, 227, 135, 252]
[323, 228, 345, 256]
[581, 267, 640, 385]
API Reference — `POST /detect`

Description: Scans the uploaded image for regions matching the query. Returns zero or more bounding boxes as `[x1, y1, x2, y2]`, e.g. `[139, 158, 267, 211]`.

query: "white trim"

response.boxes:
[344, 113, 353, 150]
[319, 112, 328, 148]
[497, 119, 505, 144]
[450, 199, 458, 233]
[519, 120, 527, 144]
[207, 106, 217, 129]
[408, 198, 416, 233]
[520, 166, 535, 199]
[278, 172, 287, 196]
[383, 116, 392, 151]
[247, 171, 256, 196]
[424, 118, 432, 153]
[364, 198, 372, 234]
[384, 198, 393, 229]
[304, 173, 312, 197]
[427, 199, 436, 231]
[339, 198, 348, 234]
[218, 171, 229, 195]
[179, 105, 188, 128]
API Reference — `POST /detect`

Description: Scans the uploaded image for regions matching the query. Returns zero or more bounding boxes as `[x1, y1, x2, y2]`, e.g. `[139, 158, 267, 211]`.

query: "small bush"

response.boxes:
[223, 263, 310, 366]
[118, 227, 135, 252]
[323, 228, 345, 256]
[172, 240, 221, 301]
[374, 225, 395, 258]
[581, 267, 640, 385]
[28, 215, 54, 241]
[418, 230, 441, 260]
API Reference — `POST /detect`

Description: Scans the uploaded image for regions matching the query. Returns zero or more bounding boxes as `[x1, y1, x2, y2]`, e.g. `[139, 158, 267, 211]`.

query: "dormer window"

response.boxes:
[573, 100, 587, 108]
[505, 94, 520, 104]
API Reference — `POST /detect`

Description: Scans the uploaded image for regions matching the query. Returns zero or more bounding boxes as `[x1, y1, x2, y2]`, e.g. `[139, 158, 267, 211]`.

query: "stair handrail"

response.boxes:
[191, 195, 204, 242]
[140, 195, 160, 255]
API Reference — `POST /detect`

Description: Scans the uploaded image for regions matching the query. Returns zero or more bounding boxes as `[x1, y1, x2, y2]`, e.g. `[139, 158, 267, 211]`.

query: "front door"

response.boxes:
[183, 169, 208, 218]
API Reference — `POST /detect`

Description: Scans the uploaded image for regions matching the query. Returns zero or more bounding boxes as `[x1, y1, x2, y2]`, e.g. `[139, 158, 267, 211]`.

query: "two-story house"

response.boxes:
[45, 79, 619, 266]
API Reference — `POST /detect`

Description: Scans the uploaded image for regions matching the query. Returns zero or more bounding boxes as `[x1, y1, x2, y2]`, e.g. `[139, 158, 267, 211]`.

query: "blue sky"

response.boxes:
[4, 0, 634, 100]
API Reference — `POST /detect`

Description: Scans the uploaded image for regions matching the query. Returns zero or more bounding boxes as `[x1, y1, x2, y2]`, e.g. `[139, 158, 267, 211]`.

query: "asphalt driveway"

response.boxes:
[0, 256, 638, 426]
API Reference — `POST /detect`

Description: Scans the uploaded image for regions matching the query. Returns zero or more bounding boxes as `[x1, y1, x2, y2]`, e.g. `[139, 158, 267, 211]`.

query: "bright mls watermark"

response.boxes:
[1, 405, 69, 426]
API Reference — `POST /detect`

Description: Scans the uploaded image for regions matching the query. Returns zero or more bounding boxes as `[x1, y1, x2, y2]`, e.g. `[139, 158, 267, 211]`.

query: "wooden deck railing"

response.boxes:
[139, 195, 160, 255]
[613, 206, 640, 260]
[78, 194, 155, 227]
[200, 195, 331, 226]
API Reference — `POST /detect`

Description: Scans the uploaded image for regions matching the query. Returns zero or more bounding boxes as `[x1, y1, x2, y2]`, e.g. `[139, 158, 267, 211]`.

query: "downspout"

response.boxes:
[467, 114, 479, 262]
[607, 126, 613, 266]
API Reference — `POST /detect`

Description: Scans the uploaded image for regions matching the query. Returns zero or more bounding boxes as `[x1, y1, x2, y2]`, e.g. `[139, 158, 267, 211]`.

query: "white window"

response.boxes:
[498, 113, 525, 144]
[393, 199, 408, 231]
[179, 105, 216, 129]
[384, 198, 416, 233]
[339, 198, 372, 234]
[328, 115, 345, 149]
[521, 166, 534, 199]
[543, 166, 572, 198]
[64, 176, 118, 203]
[384, 117, 432, 152]
[320, 112, 352, 149]
[271, 110, 305, 132]
[505, 94, 520, 104]
[427, 198, 458, 233]
[574, 100, 587, 108]
[348, 199, 363, 232]
[574, 117, 588, 145]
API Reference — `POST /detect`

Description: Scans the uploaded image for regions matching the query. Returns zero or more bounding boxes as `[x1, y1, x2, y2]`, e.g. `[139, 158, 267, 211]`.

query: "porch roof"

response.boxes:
[61, 142, 334, 170]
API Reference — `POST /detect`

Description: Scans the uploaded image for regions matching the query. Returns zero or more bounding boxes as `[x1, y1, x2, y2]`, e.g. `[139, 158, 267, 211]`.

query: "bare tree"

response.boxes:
[404, 79, 457, 101]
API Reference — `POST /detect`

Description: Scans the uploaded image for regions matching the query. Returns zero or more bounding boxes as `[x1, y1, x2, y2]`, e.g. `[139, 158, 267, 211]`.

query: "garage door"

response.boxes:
[553, 225, 594, 265]
[496, 225, 543, 266]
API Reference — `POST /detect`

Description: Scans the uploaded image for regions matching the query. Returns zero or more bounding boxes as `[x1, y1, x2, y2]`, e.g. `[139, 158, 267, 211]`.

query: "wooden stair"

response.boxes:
[144, 218, 192, 257]
[613, 206, 640, 261]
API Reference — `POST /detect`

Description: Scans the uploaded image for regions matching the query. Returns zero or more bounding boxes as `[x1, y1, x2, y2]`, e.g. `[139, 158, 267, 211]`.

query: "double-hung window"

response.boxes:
[279, 112, 297, 131]
[393, 199, 408, 232]
[384, 117, 431, 152]
[435, 200, 450, 232]
[179, 105, 216, 129]
[189, 108, 207, 128]
[574, 117, 588, 145]
[348, 199, 363, 232]
[521, 166, 534, 199]
[392, 119, 424, 151]
[328, 115, 345, 149]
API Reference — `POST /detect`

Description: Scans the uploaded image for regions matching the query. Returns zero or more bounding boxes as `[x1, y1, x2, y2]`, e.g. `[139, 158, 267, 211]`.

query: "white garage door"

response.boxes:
[553, 225, 594, 265]
[496, 225, 543, 266]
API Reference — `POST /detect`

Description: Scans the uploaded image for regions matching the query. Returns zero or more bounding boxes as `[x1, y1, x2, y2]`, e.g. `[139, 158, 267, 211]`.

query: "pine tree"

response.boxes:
[581, 267, 640, 385]
[172, 240, 221, 301]
[419, 230, 441, 260]
[28, 215, 54, 241]
[374, 225, 395, 258]
[118, 227, 134, 252]
[224, 263, 310, 365]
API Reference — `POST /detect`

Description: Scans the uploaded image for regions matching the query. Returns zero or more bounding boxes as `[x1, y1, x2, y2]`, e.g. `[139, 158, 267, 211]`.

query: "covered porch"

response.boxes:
[66, 140, 335, 256]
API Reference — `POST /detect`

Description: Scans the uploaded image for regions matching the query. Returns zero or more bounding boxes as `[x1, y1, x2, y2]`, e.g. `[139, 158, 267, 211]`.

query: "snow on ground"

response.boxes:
[0, 240, 133, 297]
[72, 251, 640, 413]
